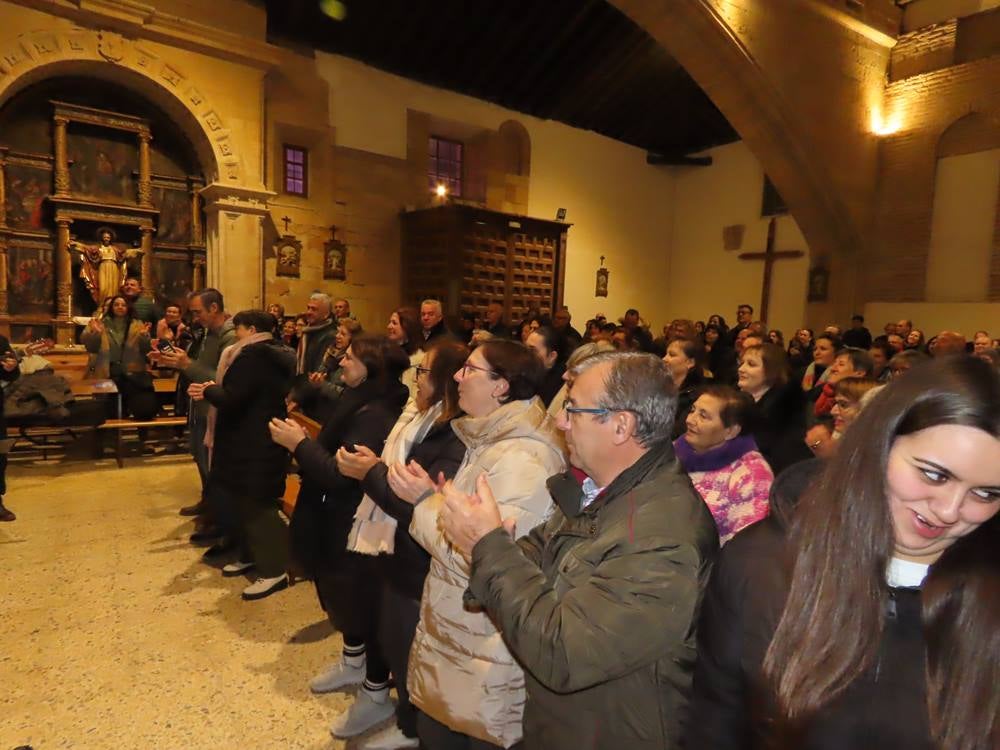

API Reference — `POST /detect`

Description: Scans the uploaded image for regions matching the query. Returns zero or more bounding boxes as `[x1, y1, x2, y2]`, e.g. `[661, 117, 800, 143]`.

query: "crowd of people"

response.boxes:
[5, 287, 999, 750]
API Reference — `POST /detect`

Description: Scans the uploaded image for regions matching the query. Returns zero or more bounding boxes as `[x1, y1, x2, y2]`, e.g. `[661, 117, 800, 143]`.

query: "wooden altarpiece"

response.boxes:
[400, 204, 570, 324]
[0, 100, 206, 344]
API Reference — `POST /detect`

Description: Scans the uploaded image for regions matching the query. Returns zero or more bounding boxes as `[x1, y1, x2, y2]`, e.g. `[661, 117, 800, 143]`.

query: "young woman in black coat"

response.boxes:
[688, 356, 1000, 750]
[268, 334, 409, 739]
[190, 309, 296, 600]
[335, 339, 469, 749]
[737, 343, 811, 473]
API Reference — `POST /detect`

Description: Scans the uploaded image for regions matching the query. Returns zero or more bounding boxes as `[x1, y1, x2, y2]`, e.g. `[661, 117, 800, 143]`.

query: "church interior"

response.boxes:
[2, 0, 999, 748]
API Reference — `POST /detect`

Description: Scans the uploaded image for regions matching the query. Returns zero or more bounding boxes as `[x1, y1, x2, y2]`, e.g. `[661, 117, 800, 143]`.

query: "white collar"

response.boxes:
[886, 557, 929, 588]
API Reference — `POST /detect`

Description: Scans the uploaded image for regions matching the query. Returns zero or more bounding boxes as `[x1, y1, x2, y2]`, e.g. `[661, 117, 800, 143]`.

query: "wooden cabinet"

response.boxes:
[400, 204, 569, 322]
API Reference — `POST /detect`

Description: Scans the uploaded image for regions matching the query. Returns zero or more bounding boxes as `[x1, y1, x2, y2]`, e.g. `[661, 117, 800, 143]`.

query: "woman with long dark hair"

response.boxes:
[663, 336, 709, 438]
[688, 355, 1000, 750]
[82, 293, 153, 418]
[387, 305, 425, 400]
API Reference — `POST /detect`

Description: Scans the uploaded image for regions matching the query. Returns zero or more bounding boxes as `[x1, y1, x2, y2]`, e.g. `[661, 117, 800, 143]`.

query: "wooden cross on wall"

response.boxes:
[738, 217, 804, 324]
[281, 216, 292, 234]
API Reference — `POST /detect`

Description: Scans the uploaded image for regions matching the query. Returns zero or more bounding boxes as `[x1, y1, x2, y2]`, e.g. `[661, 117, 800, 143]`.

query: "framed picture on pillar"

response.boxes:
[808, 266, 830, 302]
[323, 231, 347, 281]
[274, 235, 302, 278]
[7, 243, 56, 315]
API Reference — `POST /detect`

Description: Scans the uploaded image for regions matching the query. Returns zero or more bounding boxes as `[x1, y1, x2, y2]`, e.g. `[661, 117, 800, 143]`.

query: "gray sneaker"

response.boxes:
[222, 561, 254, 577]
[310, 658, 364, 693]
[241, 574, 288, 600]
[359, 724, 419, 749]
[329, 690, 395, 739]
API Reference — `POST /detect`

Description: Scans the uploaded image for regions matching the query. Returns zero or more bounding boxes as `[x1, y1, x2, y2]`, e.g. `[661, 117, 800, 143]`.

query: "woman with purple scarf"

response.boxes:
[674, 384, 773, 544]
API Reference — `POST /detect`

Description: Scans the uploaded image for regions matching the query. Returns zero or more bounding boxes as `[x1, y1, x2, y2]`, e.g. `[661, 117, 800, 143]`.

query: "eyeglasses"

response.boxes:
[415, 365, 431, 378]
[461, 361, 496, 377]
[560, 402, 632, 418]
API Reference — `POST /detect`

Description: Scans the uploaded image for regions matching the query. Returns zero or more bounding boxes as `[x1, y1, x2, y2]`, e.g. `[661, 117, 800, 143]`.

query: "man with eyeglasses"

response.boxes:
[438, 351, 718, 750]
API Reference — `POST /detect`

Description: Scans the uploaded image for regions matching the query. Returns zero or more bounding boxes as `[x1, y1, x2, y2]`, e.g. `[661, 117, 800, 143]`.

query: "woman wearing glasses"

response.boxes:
[333, 340, 469, 749]
[406, 339, 565, 749]
[268, 335, 410, 739]
[688, 356, 1000, 749]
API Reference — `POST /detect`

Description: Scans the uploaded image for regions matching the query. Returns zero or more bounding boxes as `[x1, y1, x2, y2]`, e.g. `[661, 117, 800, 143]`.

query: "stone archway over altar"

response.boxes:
[0, 27, 276, 336]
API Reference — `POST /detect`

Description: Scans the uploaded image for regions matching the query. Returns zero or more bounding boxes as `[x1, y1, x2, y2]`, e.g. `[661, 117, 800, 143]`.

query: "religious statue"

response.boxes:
[68, 227, 143, 309]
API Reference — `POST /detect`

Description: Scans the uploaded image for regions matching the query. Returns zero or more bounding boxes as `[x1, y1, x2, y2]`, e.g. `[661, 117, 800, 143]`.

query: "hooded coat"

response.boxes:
[407, 397, 565, 748]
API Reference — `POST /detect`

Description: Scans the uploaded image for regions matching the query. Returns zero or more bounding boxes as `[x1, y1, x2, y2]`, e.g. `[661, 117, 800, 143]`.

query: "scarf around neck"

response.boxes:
[347, 400, 445, 555]
[674, 434, 759, 474]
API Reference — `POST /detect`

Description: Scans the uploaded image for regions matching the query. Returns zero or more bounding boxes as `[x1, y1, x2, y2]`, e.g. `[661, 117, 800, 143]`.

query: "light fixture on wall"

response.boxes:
[435, 183, 448, 198]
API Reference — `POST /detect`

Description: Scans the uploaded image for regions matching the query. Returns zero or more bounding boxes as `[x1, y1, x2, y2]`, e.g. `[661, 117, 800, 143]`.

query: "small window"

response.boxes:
[428, 136, 463, 197]
[283, 145, 308, 197]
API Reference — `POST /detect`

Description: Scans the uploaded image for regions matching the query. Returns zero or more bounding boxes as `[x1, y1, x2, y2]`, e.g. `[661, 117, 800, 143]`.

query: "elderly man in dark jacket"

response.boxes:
[298, 293, 339, 375]
[440, 351, 718, 750]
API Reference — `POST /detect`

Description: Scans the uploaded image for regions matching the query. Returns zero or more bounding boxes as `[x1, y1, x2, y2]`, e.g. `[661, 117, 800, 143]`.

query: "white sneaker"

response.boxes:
[222, 561, 255, 577]
[329, 690, 395, 739]
[241, 573, 288, 600]
[310, 657, 365, 693]
[359, 724, 419, 749]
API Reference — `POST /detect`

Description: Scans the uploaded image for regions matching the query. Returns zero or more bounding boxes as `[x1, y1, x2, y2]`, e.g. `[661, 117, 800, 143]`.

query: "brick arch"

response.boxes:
[0, 29, 235, 183]
[936, 111, 1000, 157]
[608, 0, 890, 318]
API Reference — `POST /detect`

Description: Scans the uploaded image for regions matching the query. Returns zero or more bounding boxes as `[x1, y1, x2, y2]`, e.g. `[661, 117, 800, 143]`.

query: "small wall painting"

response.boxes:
[275, 235, 302, 278]
[808, 266, 830, 302]
[595, 255, 609, 298]
[323, 227, 347, 280]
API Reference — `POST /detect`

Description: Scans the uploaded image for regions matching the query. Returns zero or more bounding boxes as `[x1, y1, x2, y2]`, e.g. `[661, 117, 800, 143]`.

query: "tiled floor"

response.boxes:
[0, 457, 363, 749]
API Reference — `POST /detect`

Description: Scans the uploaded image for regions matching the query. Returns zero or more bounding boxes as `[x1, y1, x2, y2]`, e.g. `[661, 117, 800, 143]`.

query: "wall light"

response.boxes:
[871, 106, 903, 137]
[435, 184, 448, 198]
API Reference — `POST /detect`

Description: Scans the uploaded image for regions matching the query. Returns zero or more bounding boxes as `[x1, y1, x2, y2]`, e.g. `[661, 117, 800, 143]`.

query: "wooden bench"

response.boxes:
[98, 416, 188, 467]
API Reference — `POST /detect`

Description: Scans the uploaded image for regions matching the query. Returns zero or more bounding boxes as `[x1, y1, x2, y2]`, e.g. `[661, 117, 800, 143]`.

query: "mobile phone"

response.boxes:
[157, 340, 176, 353]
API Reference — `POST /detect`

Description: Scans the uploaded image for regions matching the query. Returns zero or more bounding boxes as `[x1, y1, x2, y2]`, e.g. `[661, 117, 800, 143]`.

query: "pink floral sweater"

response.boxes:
[674, 435, 773, 545]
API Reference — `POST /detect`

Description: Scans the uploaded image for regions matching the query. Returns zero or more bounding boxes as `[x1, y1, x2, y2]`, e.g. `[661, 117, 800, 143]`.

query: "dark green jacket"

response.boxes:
[182, 318, 236, 418]
[468, 445, 718, 750]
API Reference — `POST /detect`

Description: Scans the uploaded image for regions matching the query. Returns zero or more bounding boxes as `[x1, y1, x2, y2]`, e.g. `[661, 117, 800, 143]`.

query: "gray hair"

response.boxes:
[571, 351, 677, 447]
[421, 299, 443, 313]
[566, 340, 614, 370]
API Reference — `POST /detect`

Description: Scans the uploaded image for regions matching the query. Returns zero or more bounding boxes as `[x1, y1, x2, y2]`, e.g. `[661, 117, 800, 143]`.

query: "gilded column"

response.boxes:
[0, 147, 8, 227]
[140, 226, 154, 292]
[53, 116, 70, 196]
[0, 237, 9, 316]
[190, 189, 203, 245]
[138, 132, 153, 207]
[192, 257, 205, 291]
[55, 219, 73, 343]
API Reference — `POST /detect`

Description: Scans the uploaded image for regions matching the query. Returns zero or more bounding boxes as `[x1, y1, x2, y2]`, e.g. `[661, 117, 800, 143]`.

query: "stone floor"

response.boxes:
[0, 456, 366, 750]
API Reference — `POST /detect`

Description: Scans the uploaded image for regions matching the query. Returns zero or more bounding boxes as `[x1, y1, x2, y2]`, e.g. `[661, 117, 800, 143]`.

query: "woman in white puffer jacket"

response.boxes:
[391, 339, 565, 749]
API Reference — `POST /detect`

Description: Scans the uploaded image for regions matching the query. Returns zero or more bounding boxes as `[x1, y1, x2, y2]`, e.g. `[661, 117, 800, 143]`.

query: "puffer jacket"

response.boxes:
[408, 397, 565, 748]
[468, 445, 719, 750]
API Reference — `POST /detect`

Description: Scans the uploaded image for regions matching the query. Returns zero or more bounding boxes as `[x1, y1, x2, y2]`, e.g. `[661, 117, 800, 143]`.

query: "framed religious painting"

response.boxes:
[6, 241, 55, 316]
[153, 255, 193, 309]
[153, 186, 192, 245]
[808, 266, 830, 302]
[4, 160, 51, 232]
[274, 235, 302, 278]
[323, 233, 347, 280]
[67, 122, 138, 205]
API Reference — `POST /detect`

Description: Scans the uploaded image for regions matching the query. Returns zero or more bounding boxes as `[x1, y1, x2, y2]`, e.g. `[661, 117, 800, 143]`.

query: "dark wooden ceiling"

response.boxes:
[264, 0, 738, 157]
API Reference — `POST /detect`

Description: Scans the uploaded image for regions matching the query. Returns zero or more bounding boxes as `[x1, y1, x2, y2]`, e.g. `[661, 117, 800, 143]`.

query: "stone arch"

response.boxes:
[936, 111, 1000, 157]
[498, 119, 531, 177]
[0, 28, 238, 184]
[608, 0, 888, 319]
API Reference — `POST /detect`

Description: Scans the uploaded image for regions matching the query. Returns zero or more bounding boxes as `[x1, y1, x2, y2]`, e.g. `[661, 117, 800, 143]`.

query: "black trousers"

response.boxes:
[211, 482, 288, 577]
[380, 583, 422, 737]
[314, 553, 389, 686]
[417, 711, 512, 750]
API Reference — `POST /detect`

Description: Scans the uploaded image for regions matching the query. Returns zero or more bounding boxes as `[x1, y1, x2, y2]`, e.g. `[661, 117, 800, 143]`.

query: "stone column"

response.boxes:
[140, 226, 154, 292]
[138, 132, 153, 208]
[53, 116, 70, 196]
[55, 218, 74, 344]
[200, 183, 275, 311]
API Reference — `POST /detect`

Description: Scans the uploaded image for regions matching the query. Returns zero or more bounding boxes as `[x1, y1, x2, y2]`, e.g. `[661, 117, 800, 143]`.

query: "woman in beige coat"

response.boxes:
[390, 339, 565, 749]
